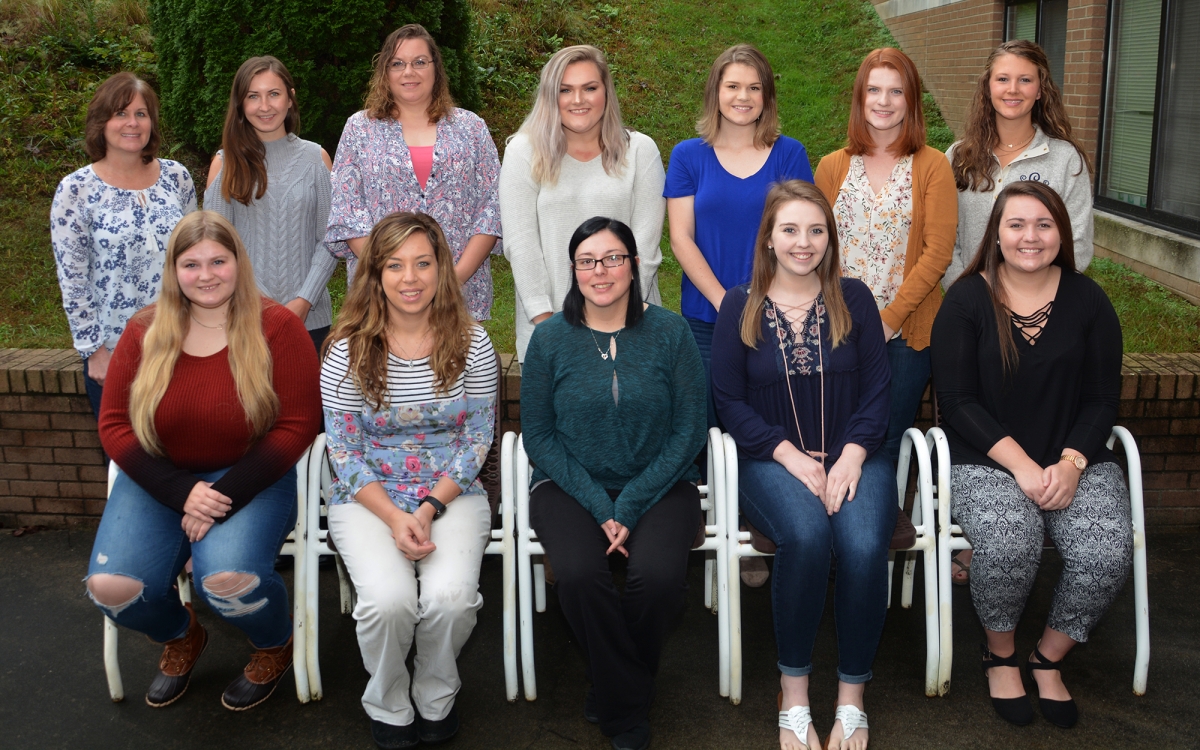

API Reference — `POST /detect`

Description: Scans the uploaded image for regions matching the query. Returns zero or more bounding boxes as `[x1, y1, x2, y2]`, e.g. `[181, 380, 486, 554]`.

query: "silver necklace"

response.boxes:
[191, 315, 225, 330]
[589, 327, 622, 361]
[391, 330, 431, 367]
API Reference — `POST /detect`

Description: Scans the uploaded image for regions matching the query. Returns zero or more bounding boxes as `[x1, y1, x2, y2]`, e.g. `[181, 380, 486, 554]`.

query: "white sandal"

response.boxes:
[829, 705, 869, 749]
[779, 704, 816, 750]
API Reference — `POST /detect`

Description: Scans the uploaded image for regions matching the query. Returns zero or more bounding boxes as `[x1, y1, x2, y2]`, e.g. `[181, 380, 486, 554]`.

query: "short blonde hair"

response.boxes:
[696, 44, 779, 149]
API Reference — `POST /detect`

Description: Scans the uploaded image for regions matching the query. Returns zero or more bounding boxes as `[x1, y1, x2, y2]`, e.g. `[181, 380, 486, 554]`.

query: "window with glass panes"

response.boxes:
[1099, 0, 1200, 235]
[1004, 0, 1069, 88]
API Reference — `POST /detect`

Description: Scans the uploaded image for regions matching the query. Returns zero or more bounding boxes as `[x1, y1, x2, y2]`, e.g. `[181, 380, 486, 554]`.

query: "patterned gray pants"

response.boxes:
[951, 462, 1132, 642]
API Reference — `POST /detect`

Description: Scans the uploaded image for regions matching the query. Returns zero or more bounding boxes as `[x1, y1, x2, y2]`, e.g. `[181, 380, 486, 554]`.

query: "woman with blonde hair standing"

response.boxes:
[814, 48, 956, 463]
[205, 55, 337, 352]
[321, 211, 497, 749]
[86, 211, 321, 711]
[500, 44, 666, 361]
[326, 24, 502, 321]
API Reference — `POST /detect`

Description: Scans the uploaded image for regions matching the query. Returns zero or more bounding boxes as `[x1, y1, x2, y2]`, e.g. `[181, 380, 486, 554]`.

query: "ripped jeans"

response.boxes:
[85, 466, 297, 648]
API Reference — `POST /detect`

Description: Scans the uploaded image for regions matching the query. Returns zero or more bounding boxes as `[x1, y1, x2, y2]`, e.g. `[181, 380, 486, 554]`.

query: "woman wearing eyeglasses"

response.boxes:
[521, 217, 706, 750]
[326, 24, 503, 321]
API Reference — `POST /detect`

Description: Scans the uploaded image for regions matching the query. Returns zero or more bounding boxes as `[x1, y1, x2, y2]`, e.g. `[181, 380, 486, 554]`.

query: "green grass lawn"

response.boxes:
[1, 0, 1196, 354]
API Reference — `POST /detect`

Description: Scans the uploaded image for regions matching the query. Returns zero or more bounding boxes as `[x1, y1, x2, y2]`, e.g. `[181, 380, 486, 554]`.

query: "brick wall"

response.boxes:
[4, 350, 1198, 530]
[1062, 0, 1107, 159]
[0, 349, 106, 530]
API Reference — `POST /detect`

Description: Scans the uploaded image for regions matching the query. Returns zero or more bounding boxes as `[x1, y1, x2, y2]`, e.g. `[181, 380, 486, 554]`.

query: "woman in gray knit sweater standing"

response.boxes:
[205, 56, 336, 352]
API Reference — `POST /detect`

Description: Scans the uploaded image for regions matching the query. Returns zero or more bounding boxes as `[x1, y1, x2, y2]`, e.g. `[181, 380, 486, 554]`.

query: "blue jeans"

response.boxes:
[86, 466, 298, 647]
[685, 317, 719, 431]
[738, 451, 897, 682]
[81, 353, 103, 419]
[884, 338, 931, 464]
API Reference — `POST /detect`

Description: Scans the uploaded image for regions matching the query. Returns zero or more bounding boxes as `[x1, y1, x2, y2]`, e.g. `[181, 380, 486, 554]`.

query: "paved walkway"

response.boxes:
[1, 528, 1196, 748]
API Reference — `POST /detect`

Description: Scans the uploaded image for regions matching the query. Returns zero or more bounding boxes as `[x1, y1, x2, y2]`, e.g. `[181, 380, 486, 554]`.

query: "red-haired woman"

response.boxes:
[815, 48, 956, 464]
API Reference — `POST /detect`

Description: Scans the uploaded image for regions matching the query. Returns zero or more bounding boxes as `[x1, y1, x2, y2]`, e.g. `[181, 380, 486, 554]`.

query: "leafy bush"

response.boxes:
[149, 0, 481, 154]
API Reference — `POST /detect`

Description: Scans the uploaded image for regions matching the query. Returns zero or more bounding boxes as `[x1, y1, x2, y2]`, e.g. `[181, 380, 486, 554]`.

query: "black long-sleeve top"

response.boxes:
[930, 271, 1122, 471]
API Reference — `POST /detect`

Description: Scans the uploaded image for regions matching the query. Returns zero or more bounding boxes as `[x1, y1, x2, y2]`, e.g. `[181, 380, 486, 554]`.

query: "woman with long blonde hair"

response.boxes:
[86, 211, 321, 711]
[325, 24, 502, 323]
[500, 44, 666, 361]
[711, 181, 893, 750]
[321, 211, 498, 749]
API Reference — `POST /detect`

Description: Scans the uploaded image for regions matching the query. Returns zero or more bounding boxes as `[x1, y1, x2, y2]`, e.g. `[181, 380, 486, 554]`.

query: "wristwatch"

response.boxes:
[1060, 453, 1087, 471]
[419, 496, 446, 519]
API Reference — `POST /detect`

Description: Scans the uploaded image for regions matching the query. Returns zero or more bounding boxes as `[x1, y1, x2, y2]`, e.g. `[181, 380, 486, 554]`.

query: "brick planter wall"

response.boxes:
[3, 350, 1199, 530]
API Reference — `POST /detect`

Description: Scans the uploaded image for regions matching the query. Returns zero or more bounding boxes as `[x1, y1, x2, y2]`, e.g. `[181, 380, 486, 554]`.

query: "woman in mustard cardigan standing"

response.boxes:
[815, 47, 957, 463]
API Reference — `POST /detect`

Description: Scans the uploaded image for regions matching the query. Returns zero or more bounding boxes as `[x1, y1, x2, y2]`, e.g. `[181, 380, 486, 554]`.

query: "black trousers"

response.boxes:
[530, 480, 700, 736]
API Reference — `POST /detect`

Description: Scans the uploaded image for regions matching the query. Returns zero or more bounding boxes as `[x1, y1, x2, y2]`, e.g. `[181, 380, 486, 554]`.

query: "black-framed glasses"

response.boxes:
[571, 254, 629, 271]
[389, 58, 431, 72]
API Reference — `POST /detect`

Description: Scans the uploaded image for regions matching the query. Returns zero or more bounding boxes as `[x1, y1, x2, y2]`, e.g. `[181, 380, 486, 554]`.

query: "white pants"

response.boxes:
[328, 495, 490, 725]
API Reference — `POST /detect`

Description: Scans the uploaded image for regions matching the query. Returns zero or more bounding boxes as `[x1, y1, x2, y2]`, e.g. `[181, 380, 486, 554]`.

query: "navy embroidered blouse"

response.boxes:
[711, 279, 891, 464]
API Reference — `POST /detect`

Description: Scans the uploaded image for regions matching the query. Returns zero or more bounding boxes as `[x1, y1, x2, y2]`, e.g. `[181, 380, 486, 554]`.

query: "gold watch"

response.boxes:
[1060, 453, 1087, 471]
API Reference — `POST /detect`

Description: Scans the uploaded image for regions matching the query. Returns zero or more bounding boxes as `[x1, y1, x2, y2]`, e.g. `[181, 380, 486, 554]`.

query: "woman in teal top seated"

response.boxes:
[521, 216, 706, 750]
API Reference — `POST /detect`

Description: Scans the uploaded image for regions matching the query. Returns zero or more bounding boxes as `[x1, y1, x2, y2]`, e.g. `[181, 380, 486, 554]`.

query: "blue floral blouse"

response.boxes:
[325, 109, 503, 321]
[320, 326, 499, 512]
[50, 160, 197, 357]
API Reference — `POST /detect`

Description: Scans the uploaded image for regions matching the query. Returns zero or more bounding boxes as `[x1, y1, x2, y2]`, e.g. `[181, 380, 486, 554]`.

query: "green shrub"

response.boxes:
[149, 0, 481, 154]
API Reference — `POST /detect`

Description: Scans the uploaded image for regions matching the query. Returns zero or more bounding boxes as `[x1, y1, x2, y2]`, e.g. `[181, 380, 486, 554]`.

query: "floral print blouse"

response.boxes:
[325, 109, 503, 321]
[835, 154, 913, 321]
[320, 326, 498, 512]
[50, 160, 197, 357]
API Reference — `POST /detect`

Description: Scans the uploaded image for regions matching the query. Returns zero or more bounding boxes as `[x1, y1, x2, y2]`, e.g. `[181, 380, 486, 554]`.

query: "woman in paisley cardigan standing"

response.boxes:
[325, 23, 502, 321]
[50, 72, 196, 416]
[321, 212, 497, 749]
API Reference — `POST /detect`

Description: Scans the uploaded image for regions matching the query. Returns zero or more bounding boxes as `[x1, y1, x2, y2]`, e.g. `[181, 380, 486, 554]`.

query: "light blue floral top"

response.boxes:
[325, 108, 503, 321]
[50, 160, 197, 357]
[320, 326, 498, 512]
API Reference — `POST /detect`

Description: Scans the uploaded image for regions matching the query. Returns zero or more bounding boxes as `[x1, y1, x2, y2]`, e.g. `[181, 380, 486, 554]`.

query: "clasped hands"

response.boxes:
[1013, 459, 1081, 511]
[387, 501, 438, 561]
[601, 519, 629, 557]
[181, 481, 232, 542]
[776, 441, 867, 516]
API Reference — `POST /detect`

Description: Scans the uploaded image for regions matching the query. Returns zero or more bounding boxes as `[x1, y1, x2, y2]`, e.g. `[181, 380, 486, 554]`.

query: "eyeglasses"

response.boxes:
[571, 254, 630, 271]
[389, 58, 431, 72]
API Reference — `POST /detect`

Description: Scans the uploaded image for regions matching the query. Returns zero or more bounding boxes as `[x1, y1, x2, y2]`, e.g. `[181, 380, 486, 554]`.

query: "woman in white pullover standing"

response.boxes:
[500, 44, 666, 361]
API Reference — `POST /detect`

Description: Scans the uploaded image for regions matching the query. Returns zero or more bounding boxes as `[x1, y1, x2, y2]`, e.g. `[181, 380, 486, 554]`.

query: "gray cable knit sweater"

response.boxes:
[943, 127, 1093, 289]
[204, 134, 336, 330]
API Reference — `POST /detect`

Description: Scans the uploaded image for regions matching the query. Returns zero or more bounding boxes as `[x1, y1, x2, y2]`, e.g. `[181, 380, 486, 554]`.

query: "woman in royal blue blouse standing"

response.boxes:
[712, 181, 892, 750]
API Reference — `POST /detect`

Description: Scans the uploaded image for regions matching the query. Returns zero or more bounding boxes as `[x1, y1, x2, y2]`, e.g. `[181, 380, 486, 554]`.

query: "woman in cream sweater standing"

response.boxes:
[815, 48, 956, 463]
[500, 45, 665, 361]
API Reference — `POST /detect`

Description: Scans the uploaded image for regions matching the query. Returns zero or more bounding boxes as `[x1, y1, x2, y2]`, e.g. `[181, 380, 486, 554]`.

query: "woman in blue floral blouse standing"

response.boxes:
[325, 23, 502, 321]
[50, 72, 197, 416]
[320, 211, 497, 750]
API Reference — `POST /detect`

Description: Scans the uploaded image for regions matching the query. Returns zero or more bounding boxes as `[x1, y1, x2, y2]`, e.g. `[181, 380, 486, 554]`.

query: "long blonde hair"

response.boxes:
[514, 45, 630, 185]
[740, 181, 852, 349]
[325, 212, 474, 409]
[129, 211, 278, 455]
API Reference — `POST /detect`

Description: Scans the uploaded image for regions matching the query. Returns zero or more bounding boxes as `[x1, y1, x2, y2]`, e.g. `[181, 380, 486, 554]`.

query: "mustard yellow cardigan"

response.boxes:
[814, 145, 957, 351]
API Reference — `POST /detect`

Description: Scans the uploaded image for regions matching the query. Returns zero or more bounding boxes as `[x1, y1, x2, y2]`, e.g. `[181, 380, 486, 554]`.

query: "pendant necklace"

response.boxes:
[191, 315, 225, 330]
[589, 327, 622, 361]
[771, 297, 827, 466]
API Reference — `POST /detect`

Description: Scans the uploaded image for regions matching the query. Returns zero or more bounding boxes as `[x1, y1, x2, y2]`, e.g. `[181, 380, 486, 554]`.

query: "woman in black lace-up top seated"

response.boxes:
[930, 180, 1130, 730]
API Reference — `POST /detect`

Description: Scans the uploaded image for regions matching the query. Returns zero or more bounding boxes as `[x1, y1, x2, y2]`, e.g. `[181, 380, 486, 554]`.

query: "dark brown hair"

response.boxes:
[951, 40, 1091, 192]
[846, 48, 926, 157]
[220, 56, 300, 205]
[959, 180, 1076, 373]
[364, 24, 455, 122]
[84, 72, 161, 164]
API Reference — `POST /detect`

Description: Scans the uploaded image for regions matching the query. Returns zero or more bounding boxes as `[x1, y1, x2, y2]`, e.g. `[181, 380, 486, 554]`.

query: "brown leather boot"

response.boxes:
[220, 635, 293, 711]
[146, 602, 208, 707]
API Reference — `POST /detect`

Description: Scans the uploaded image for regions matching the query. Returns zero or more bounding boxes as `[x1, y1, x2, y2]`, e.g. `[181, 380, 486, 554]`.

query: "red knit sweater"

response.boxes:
[99, 301, 322, 518]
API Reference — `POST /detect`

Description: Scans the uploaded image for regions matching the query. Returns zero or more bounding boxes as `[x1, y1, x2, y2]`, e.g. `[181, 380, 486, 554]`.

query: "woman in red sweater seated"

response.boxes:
[85, 210, 321, 711]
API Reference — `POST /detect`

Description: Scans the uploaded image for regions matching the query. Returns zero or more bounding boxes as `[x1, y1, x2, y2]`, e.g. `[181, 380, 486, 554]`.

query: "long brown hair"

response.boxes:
[846, 48, 925, 157]
[84, 72, 161, 164]
[958, 181, 1076, 373]
[952, 40, 1091, 192]
[696, 44, 779, 149]
[326, 212, 474, 408]
[740, 181, 852, 349]
[219, 56, 300, 205]
[364, 24, 455, 122]
[129, 212, 278, 455]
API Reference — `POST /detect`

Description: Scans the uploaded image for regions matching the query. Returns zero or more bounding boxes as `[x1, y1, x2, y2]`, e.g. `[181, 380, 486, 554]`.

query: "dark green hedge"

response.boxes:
[149, 0, 481, 154]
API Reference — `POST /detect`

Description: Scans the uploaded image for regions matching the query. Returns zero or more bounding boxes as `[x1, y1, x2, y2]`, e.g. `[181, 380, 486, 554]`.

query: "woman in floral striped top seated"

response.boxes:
[320, 211, 498, 750]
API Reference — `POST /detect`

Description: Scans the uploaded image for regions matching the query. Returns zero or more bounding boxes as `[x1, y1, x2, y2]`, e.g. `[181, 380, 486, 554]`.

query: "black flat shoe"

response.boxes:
[981, 644, 1034, 726]
[370, 718, 419, 749]
[418, 703, 460, 745]
[1028, 644, 1079, 728]
[611, 720, 651, 750]
[585, 685, 600, 723]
